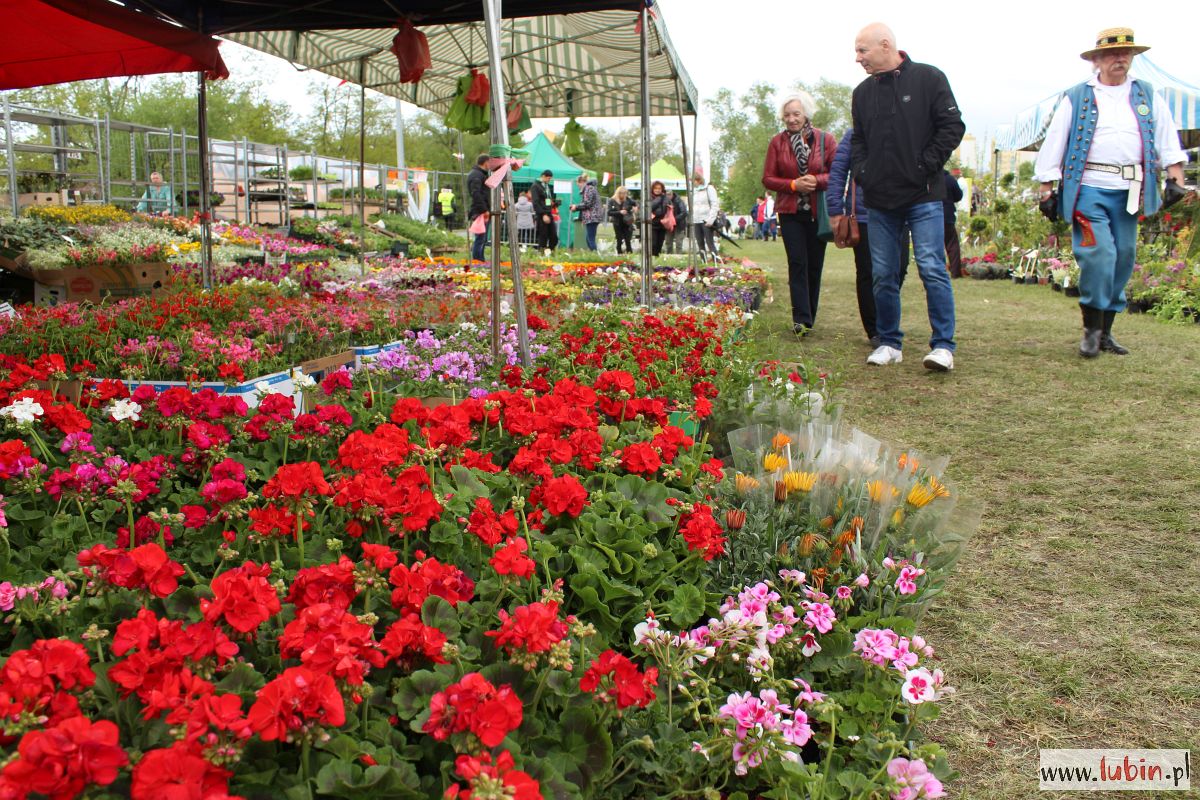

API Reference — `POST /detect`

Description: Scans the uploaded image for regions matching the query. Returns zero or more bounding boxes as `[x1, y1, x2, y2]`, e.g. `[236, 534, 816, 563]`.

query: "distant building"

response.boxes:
[993, 149, 1037, 178]
[953, 134, 978, 174]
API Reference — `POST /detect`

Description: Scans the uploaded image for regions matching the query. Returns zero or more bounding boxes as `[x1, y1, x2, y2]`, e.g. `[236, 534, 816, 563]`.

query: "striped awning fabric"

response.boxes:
[225, 10, 698, 119]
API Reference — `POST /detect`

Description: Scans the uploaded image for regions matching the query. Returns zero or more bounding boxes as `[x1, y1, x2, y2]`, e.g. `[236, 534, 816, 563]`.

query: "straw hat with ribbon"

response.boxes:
[1080, 27, 1150, 60]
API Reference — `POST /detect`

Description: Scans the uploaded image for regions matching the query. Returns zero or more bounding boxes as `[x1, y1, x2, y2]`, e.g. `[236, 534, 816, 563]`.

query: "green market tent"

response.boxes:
[624, 158, 685, 191]
[511, 132, 589, 245]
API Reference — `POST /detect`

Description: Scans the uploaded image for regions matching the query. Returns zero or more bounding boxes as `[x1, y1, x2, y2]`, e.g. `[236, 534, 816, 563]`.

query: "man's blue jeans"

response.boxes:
[867, 201, 956, 352]
[471, 231, 487, 262]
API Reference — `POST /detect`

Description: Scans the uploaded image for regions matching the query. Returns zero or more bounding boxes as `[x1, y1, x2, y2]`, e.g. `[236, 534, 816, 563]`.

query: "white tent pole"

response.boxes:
[197, 71, 213, 291]
[673, 75, 692, 269]
[484, 0, 532, 367]
[639, 5, 652, 306]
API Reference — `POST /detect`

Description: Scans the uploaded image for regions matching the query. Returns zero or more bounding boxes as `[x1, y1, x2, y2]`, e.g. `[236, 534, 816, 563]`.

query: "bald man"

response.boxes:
[849, 24, 964, 371]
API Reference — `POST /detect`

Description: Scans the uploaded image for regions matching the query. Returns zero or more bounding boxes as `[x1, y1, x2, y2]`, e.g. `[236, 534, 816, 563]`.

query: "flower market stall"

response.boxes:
[0, 195, 973, 797]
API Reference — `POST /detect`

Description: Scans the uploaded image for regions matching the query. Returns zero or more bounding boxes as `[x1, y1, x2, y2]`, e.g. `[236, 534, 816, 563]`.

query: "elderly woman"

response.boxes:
[763, 92, 837, 334]
[136, 171, 175, 215]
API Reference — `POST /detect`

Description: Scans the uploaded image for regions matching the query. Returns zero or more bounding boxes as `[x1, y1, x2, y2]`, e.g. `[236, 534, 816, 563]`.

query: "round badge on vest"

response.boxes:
[1136, 103, 1150, 116]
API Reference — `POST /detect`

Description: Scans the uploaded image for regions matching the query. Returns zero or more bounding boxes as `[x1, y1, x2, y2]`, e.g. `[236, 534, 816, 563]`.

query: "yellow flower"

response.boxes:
[734, 473, 760, 495]
[905, 483, 936, 508]
[763, 452, 787, 472]
[867, 480, 893, 503]
[783, 471, 816, 493]
[771, 432, 792, 450]
[25, 204, 130, 225]
[892, 507, 907, 526]
[929, 476, 951, 499]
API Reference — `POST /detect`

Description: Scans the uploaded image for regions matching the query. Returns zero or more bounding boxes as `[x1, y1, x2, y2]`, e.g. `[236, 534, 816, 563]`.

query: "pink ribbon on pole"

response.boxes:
[484, 156, 526, 189]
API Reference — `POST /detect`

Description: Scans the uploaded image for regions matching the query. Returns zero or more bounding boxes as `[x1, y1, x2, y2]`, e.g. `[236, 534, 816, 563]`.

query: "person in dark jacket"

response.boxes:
[530, 170, 558, 253]
[607, 186, 637, 254]
[942, 170, 964, 277]
[648, 181, 672, 257]
[852, 23, 965, 371]
[570, 174, 605, 251]
[827, 130, 878, 346]
[763, 91, 838, 334]
[465, 153, 490, 262]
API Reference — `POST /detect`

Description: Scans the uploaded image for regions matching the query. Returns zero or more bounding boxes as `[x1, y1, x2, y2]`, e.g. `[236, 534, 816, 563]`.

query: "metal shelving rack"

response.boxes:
[1, 98, 105, 214]
[4, 102, 414, 226]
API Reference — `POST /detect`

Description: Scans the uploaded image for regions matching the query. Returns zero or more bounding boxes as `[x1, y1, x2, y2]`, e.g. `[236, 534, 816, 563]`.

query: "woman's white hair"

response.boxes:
[779, 92, 817, 122]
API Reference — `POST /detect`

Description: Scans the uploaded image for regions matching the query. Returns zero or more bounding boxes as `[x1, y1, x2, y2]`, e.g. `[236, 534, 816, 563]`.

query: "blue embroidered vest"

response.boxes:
[1057, 78, 1162, 219]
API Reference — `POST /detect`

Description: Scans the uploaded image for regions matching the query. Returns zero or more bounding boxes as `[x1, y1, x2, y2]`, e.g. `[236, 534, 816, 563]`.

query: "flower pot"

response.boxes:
[1052, 282, 1062, 292]
[1011, 275, 1023, 284]
[1024, 275, 1038, 285]
[125, 370, 298, 415]
[668, 410, 701, 438]
[1064, 286, 1081, 298]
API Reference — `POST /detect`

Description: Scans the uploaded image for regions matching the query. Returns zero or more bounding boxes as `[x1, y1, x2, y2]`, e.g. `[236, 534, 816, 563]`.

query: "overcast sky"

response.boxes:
[221, 0, 1196, 168]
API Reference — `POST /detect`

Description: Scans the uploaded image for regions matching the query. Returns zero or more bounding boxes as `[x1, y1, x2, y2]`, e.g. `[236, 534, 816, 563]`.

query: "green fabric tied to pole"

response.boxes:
[488, 144, 529, 160]
[444, 73, 490, 134]
[561, 117, 586, 159]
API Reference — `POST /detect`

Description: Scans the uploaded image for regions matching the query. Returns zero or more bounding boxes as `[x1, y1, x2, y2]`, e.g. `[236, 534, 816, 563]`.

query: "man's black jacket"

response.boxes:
[466, 165, 490, 220]
[850, 54, 965, 211]
[530, 179, 555, 217]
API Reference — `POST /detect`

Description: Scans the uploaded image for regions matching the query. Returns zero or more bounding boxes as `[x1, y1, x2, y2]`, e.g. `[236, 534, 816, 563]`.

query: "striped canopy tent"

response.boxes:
[997, 55, 1200, 151]
[224, 13, 696, 118]
[121, 1, 697, 118]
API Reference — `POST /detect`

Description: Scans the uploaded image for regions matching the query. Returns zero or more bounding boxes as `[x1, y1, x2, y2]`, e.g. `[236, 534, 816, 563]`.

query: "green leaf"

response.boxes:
[665, 583, 705, 628]
[214, 662, 265, 695]
[555, 707, 613, 790]
[314, 758, 422, 799]
[420, 594, 461, 639]
[449, 465, 489, 500]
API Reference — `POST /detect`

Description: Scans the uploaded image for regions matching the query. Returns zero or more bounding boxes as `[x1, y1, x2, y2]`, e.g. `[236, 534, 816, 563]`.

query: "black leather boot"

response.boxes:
[1100, 310, 1128, 355]
[1079, 305, 1102, 358]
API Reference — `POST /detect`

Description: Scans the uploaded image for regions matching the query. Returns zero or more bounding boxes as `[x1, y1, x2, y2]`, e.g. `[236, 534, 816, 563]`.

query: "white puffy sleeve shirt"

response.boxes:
[1033, 76, 1187, 189]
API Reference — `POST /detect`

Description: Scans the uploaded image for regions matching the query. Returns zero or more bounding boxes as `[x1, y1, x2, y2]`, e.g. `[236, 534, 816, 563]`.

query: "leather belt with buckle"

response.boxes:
[1084, 162, 1138, 180]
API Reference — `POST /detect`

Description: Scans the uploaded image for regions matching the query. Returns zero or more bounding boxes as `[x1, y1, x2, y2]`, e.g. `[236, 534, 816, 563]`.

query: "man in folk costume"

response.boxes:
[1034, 27, 1187, 358]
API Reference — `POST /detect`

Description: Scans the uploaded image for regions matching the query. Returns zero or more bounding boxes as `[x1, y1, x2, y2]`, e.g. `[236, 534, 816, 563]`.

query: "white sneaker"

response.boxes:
[923, 348, 954, 371]
[866, 346, 903, 365]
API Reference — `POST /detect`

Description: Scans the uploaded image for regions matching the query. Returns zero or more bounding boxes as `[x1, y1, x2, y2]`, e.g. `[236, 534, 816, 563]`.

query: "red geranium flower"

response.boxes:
[540, 474, 589, 518]
[445, 750, 541, 800]
[620, 442, 661, 475]
[131, 742, 231, 800]
[262, 461, 332, 500]
[423, 672, 522, 748]
[0, 716, 128, 799]
[201, 562, 281, 634]
[247, 666, 346, 741]
[489, 536, 535, 580]
[580, 650, 658, 710]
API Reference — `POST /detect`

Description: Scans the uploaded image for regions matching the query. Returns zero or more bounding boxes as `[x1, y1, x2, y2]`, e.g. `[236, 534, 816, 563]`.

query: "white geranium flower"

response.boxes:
[292, 372, 316, 390]
[0, 398, 44, 424]
[106, 399, 142, 422]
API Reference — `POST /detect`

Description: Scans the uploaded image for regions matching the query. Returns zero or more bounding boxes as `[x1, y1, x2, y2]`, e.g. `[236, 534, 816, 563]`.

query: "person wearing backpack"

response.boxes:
[762, 91, 838, 335]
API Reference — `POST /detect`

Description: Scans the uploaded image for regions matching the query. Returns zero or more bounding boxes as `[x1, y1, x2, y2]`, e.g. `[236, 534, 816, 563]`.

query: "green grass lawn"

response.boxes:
[736, 238, 1200, 799]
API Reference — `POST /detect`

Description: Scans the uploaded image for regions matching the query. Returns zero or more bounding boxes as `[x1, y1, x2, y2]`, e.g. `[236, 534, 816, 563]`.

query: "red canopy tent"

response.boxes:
[0, 0, 228, 90]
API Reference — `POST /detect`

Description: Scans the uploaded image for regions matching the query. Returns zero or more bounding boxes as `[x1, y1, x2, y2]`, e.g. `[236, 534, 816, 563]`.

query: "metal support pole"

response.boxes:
[394, 97, 407, 176]
[2, 98, 17, 215]
[673, 76, 692, 269]
[692, 112, 701, 260]
[638, 4, 653, 305]
[180, 129, 189, 216]
[197, 72, 214, 290]
[483, 0, 532, 367]
[359, 61, 367, 228]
